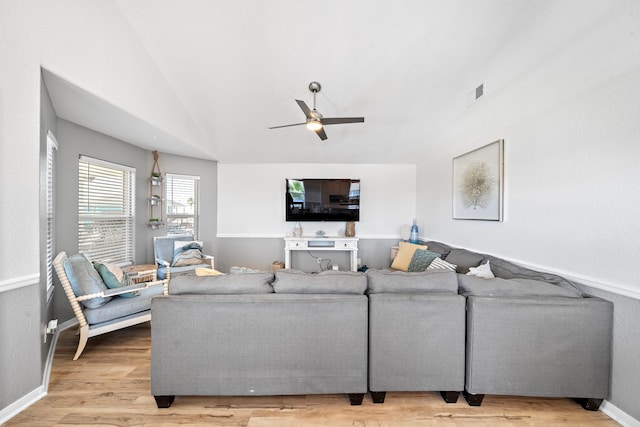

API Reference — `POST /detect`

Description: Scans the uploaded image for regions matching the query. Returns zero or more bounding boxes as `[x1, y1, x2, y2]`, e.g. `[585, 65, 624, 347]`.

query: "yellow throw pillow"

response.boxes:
[390, 242, 428, 271]
[195, 268, 224, 276]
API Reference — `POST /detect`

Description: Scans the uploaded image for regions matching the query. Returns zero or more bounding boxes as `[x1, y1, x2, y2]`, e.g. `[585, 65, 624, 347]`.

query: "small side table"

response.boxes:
[123, 264, 158, 284]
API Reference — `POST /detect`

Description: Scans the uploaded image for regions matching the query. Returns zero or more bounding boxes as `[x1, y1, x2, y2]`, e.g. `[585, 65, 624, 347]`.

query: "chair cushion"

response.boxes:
[157, 263, 213, 280]
[63, 254, 111, 308]
[273, 270, 367, 295]
[366, 269, 459, 294]
[169, 273, 275, 295]
[84, 285, 164, 325]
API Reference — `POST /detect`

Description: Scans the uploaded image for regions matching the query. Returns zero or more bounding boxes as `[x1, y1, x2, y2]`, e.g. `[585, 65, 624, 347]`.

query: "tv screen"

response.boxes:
[286, 178, 360, 222]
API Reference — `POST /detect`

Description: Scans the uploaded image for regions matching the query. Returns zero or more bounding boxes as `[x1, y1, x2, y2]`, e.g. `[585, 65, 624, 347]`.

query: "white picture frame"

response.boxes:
[452, 139, 504, 221]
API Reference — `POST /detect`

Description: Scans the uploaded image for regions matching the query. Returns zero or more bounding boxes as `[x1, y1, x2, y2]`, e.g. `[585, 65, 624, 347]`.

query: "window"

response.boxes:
[78, 156, 135, 265]
[165, 174, 200, 237]
[45, 132, 58, 299]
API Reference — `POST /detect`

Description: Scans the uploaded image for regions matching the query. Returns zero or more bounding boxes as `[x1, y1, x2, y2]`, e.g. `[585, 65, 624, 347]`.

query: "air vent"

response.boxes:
[467, 82, 485, 106]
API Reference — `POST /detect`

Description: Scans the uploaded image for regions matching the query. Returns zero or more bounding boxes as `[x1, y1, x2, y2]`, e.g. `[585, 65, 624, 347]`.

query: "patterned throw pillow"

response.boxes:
[172, 241, 204, 267]
[407, 249, 441, 272]
[93, 262, 138, 298]
[427, 257, 457, 271]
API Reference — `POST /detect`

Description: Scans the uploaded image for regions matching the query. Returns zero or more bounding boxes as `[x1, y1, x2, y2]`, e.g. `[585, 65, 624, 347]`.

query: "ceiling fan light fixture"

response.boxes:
[306, 119, 323, 131]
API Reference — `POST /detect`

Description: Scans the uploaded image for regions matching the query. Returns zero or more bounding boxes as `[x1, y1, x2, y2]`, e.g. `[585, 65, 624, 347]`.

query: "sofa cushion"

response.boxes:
[390, 242, 429, 271]
[169, 273, 275, 295]
[444, 248, 485, 274]
[273, 270, 367, 295]
[83, 285, 163, 325]
[93, 262, 137, 298]
[484, 256, 584, 296]
[63, 254, 111, 309]
[366, 269, 458, 294]
[423, 241, 453, 257]
[457, 275, 583, 298]
[407, 249, 441, 272]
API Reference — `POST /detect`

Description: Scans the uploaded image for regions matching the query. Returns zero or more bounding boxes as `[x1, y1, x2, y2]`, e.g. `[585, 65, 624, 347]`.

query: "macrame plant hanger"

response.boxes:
[151, 150, 162, 178]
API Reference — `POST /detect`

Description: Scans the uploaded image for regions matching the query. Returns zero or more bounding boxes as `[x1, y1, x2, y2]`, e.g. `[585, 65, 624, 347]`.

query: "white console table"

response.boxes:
[284, 237, 359, 272]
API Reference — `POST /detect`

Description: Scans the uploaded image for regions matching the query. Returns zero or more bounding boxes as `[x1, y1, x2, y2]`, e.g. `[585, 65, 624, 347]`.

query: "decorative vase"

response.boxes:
[345, 221, 356, 237]
[294, 222, 303, 237]
[410, 219, 419, 244]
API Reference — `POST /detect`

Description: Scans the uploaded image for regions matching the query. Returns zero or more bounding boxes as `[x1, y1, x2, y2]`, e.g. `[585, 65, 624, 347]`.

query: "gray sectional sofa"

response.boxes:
[150, 242, 612, 411]
[423, 240, 613, 410]
[151, 270, 369, 408]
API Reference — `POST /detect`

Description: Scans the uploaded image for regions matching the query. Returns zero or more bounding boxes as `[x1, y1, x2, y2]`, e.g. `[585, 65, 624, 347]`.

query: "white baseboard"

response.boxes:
[0, 386, 46, 425]
[601, 400, 640, 427]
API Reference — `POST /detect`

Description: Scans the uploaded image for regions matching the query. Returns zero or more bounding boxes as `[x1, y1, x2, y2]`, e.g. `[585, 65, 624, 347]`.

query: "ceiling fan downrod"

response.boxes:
[309, 81, 321, 110]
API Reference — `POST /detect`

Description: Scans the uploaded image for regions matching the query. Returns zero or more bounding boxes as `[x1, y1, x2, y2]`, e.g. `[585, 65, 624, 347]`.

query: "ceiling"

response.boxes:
[46, 0, 531, 164]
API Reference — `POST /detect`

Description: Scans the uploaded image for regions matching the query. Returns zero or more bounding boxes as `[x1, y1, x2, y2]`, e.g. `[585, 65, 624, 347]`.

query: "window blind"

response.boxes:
[165, 174, 200, 238]
[78, 156, 135, 265]
[46, 132, 58, 296]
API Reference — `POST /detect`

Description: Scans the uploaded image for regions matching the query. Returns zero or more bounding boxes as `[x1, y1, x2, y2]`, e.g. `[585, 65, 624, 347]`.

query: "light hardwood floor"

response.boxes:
[7, 324, 618, 426]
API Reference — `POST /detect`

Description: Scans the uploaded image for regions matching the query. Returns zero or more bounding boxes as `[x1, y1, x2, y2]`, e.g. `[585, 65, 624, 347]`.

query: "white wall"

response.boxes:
[218, 163, 416, 238]
[417, 0, 640, 295]
[417, 1, 640, 422]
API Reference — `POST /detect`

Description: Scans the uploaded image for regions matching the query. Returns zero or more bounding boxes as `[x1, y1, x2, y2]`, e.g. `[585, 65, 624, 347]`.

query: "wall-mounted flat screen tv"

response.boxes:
[286, 178, 360, 222]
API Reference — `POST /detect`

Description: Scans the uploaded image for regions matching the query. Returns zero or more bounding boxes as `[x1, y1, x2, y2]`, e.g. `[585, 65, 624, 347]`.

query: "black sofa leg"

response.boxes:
[154, 395, 175, 408]
[348, 393, 365, 405]
[575, 398, 603, 411]
[440, 391, 460, 403]
[463, 391, 485, 406]
[370, 391, 386, 404]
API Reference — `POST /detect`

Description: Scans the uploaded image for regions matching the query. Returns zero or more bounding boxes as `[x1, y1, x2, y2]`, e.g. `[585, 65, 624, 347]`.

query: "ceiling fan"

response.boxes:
[269, 81, 364, 140]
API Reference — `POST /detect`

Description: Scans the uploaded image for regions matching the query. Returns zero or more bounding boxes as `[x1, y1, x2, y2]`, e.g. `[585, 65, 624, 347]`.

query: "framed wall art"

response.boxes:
[452, 139, 504, 221]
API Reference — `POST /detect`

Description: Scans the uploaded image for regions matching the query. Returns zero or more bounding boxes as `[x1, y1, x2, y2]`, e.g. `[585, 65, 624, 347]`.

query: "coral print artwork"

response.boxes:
[453, 140, 504, 221]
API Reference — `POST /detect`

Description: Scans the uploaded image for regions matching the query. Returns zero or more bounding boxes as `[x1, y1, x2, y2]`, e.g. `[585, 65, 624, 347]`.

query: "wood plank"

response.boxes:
[5, 324, 618, 426]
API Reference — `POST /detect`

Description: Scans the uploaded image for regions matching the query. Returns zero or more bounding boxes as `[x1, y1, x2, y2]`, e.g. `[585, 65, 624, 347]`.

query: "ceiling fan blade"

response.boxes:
[268, 122, 306, 129]
[315, 128, 328, 140]
[295, 100, 313, 119]
[321, 117, 365, 125]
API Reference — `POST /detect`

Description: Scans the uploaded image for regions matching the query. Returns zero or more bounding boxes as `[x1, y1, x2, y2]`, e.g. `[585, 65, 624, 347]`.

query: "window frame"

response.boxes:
[165, 173, 200, 239]
[77, 155, 135, 265]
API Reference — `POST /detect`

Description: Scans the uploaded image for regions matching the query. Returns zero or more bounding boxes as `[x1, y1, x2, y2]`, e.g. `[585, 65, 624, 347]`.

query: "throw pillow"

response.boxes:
[93, 262, 137, 297]
[63, 254, 111, 309]
[407, 249, 441, 272]
[172, 241, 204, 267]
[390, 242, 428, 271]
[466, 260, 495, 279]
[427, 257, 457, 271]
